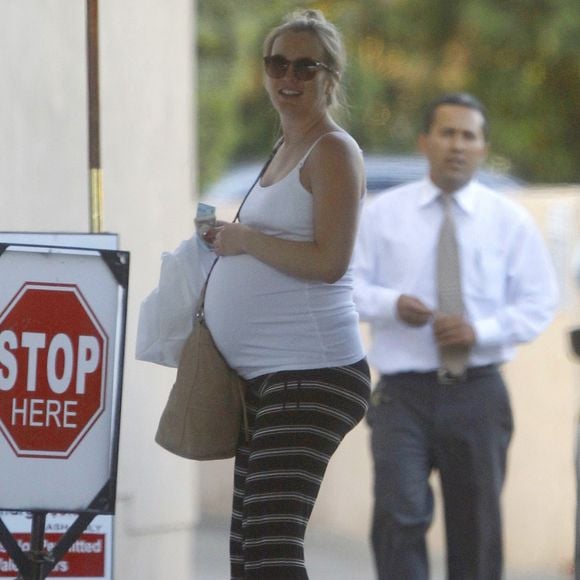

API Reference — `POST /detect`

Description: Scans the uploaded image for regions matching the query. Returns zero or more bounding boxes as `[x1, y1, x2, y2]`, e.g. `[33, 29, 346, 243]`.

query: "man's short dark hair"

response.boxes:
[422, 93, 489, 141]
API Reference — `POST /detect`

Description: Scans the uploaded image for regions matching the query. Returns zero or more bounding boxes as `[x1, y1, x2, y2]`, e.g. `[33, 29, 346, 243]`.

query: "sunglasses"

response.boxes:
[263, 55, 336, 81]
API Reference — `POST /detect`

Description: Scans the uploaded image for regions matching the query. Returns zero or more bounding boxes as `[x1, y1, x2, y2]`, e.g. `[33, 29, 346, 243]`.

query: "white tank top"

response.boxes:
[204, 133, 365, 379]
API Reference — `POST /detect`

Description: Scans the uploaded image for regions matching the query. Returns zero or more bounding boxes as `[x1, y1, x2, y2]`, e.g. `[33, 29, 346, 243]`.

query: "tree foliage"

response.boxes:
[198, 0, 580, 189]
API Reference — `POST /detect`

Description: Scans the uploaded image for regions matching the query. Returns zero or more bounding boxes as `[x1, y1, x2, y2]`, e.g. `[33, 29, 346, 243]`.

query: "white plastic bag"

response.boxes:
[136, 235, 216, 367]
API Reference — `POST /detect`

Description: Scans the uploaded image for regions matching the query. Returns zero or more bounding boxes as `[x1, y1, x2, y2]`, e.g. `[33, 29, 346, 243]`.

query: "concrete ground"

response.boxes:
[194, 518, 572, 579]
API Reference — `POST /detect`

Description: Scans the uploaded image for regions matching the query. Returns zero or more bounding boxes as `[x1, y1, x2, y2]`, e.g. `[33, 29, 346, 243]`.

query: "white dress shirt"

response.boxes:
[352, 178, 559, 375]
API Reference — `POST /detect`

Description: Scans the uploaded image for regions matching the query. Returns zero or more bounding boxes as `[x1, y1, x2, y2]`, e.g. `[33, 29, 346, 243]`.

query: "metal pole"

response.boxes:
[87, 0, 103, 233]
[29, 512, 49, 580]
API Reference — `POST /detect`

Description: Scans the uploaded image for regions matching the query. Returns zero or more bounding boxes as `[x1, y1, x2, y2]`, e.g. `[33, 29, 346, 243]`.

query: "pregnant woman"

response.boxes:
[203, 9, 370, 579]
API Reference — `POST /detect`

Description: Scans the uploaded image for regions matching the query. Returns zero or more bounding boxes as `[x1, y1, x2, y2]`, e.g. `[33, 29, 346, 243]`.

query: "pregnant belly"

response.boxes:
[203, 255, 308, 369]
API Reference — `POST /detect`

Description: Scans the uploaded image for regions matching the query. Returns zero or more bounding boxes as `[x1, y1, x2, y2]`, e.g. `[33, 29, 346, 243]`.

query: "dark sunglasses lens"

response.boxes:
[294, 59, 319, 81]
[264, 56, 288, 78]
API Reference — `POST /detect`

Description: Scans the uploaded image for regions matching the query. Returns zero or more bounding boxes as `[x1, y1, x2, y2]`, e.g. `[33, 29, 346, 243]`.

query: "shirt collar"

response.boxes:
[418, 177, 478, 215]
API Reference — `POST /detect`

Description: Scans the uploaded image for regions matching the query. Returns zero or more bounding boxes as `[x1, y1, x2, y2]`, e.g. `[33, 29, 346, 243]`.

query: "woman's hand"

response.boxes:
[212, 223, 250, 256]
[197, 219, 226, 248]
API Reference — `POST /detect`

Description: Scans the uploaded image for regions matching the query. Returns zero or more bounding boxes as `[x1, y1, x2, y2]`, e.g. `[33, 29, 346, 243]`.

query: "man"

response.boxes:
[353, 93, 558, 579]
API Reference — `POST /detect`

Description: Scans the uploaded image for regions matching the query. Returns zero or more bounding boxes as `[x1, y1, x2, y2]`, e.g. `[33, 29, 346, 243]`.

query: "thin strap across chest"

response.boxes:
[198, 140, 281, 318]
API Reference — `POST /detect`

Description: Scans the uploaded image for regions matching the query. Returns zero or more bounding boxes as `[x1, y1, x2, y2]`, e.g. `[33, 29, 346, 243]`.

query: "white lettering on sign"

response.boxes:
[0, 330, 17, 391]
[21, 332, 46, 391]
[0, 330, 100, 394]
[76, 335, 100, 395]
[47, 334, 74, 394]
[11, 398, 78, 428]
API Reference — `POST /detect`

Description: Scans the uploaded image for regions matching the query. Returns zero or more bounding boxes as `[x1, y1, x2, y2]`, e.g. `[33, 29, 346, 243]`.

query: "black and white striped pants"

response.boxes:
[230, 358, 371, 579]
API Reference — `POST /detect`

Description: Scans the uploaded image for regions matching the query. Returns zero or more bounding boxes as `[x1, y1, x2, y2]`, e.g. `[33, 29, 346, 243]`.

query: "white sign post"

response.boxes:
[0, 235, 128, 579]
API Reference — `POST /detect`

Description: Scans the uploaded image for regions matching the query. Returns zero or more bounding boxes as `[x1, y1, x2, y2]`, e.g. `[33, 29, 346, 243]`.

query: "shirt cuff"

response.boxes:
[473, 317, 502, 347]
[374, 289, 402, 325]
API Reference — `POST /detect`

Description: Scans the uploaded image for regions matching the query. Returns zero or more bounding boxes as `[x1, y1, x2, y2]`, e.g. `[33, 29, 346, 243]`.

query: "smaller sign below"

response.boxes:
[0, 512, 112, 579]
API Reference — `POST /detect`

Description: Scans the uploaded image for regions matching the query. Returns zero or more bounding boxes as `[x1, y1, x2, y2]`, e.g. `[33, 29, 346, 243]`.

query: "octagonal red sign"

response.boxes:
[0, 282, 108, 459]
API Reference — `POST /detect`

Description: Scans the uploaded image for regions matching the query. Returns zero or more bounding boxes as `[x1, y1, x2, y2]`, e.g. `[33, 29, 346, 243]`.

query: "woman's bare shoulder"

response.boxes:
[307, 131, 362, 171]
[303, 130, 365, 196]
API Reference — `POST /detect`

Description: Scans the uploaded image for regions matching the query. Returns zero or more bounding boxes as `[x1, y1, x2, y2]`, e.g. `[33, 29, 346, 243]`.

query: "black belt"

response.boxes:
[381, 364, 499, 386]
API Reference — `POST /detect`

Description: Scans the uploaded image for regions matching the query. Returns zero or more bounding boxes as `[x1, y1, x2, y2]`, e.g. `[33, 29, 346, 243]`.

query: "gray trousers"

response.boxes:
[368, 366, 513, 580]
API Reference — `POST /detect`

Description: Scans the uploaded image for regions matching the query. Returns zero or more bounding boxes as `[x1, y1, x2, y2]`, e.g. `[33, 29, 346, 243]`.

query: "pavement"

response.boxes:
[193, 518, 572, 580]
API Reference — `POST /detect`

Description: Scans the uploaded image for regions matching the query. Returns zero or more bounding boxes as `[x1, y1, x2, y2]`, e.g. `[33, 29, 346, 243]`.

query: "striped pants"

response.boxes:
[230, 359, 370, 579]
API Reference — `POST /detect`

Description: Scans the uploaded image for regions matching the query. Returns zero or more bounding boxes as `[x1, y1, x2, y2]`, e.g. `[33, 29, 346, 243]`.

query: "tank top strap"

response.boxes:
[298, 130, 348, 169]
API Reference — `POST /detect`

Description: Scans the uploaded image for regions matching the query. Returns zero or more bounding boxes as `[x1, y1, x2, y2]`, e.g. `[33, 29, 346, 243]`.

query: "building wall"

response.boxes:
[0, 1, 198, 578]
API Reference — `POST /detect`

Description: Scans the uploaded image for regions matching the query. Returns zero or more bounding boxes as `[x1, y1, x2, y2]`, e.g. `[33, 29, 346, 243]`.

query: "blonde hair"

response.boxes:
[263, 9, 347, 112]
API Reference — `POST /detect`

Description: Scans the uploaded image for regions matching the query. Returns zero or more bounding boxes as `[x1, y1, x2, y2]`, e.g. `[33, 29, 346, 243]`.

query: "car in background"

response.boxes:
[202, 153, 524, 204]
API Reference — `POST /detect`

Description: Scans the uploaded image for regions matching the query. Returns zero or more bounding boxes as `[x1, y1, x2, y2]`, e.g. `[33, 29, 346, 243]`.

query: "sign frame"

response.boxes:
[0, 233, 127, 580]
[0, 239, 128, 514]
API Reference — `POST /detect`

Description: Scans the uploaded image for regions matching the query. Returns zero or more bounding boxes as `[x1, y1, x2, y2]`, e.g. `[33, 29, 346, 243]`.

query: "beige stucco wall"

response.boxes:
[501, 189, 579, 572]
[1, 1, 198, 578]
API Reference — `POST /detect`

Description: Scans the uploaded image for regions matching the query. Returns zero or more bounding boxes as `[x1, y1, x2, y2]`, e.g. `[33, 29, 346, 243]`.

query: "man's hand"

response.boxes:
[396, 294, 433, 327]
[433, 314, 476, 347]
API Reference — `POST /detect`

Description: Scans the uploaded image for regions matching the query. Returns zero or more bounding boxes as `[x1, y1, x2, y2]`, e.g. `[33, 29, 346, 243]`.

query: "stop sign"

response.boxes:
[0, 282, 108, 459]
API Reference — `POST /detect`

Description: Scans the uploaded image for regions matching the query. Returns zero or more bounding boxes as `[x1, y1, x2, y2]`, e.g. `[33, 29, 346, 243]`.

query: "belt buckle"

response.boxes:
[437, 368, 466, 385]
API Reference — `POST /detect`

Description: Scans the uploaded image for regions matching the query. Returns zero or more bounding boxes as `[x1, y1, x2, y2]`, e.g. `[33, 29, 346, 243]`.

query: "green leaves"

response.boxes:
[198, 0, 580, 188]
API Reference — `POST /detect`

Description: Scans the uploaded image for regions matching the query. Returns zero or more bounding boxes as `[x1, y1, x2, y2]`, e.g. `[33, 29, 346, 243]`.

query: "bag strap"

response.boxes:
[197, 139, 283, 319]
[231, 137, 283, 224]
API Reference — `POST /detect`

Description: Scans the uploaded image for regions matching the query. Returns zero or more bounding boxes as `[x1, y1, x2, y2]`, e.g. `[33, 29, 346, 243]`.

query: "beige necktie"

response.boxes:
[437, 194, 469, 376]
